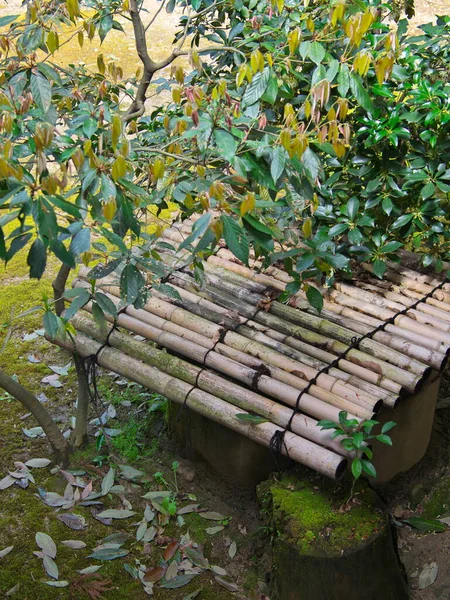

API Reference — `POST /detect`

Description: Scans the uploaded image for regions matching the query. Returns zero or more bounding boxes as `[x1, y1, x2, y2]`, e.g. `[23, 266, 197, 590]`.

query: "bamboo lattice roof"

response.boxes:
[59, 216, 450, 480]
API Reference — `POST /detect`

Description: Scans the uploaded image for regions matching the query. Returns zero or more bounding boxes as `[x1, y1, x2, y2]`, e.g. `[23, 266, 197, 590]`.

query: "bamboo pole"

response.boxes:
[174, 268, 425, 388]
[333, 282, 450, 334]
[166, 274, 405, 402]
[355, 281, 450, 324]
[199, 260, 448, 370]
[73, 279, 382, 413]
[69, 285, 375, 420]
[362, 263, 450, 304]
[207, 253, 450, 353]
[71, 313, 352, 456]
[51, 332, 348, 479]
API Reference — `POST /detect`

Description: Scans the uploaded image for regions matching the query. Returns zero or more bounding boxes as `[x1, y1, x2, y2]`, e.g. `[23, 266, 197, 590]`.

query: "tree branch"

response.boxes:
[0, 368, 72, 465]
[52, 263, 71, 317]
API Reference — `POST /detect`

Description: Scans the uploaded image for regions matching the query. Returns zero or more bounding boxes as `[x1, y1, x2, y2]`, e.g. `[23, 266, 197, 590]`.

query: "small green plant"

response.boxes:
[318, 411, 396, 500]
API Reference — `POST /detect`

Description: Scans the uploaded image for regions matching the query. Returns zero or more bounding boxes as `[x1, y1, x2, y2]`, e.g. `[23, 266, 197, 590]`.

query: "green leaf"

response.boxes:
[30, 73, 52, 113]
[27, 238, 47, 279]
[403, 517, 446, 533]
[305, 286, 323, 313]
[120, 263, 145, 305]
[337, 64, 350, 97]
[235, 413, 268, 424]
[376, 434, 392, 446]
[392, 214, 413, 229]
[70, 228, 90, 256]
[242, 67, 270, 107]
[372, 259, 386, 279]
[64, 288, 91, 320]
[51, 240, 75, 269]
[349, 74, 374, 113]
[261, 75, 278, 104]
[179, 212, 211, 251]
[43, 311, 59, 339]
[221, 215, 249, 265]
[213, 130, 238, 162]
[88, 548, 130, 561]
[0, 14, 19, 26]
[381, 421, 396, 434]
[301, 148, 321, 181]
[47, 195, 82, 219]
[309, 41, 325, 65]
[421, 182, 435, 199]
[361, 460, 377, 478]
[347, 197, 359, 220]
[351, 458, 362, 480]
[94, 292, 117, 318]
[271, 146, 286, 183]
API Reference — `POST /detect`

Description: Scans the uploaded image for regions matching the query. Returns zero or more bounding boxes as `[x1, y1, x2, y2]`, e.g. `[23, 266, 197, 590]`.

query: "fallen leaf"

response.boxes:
[165, 560, 179, 581]
[164, 541, 179, 561]
[199, 512, 226, 521]
[43, 581, 69, 587]
[0, 546, 14, 559]
[57, 513, 85, 530]
[43, 555, 59, 580]
[214, 575, 239, 592]
[25, 458, 51, 468]
[211, 565, 227, 576]
[0, 476, 15, 490]
[27, 354, 41, 364]
[182, 591, 201, 600]
[177, 504, 200, 515]
[49, 361, 72, 376]
[88, 548, 129, 561]
[5, 583, 19, 596]
[205, 526, 224, 535]
[144, 566, 166, 583]
[101, 467, 115, 496]
[61, 540, 87, 549]
[77, 565, 103, 575]
[228, 541, 237, 559]
[96, 509, 136, 519]
[142, 526, 157, 543]
[419, 562, 438, 589]
[142, 490, 172, 500]
[161, 574, 196, 589]
[144, 504, 155, 522]
[404, 517, 446, 533]
[118, 465, 145, 481]
[101, 533, 129, 545]
[36, 533, 57, 558]
[185, 548, 208, 570]
[22, 427, 45, 438]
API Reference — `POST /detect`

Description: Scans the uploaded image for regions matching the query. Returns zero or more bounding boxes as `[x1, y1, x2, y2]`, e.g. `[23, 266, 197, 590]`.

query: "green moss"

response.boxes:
[259, 474, 384, 556]
[422, 476, 450, 519]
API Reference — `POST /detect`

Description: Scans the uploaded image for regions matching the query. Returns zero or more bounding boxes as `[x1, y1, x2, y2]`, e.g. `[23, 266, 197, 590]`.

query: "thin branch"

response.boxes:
[144, 0, 167, 32]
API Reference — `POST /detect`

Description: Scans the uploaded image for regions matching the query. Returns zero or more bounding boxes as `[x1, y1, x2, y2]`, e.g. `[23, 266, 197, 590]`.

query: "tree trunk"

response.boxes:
[52, 263, 90, 447]
[0, 368, 71, 465]
[73, 354, 90, 448]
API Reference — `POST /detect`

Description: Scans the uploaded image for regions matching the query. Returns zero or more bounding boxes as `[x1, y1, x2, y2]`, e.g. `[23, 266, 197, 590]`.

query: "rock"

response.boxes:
[418, 562, 438, 589]
[177, 461, 195, 483]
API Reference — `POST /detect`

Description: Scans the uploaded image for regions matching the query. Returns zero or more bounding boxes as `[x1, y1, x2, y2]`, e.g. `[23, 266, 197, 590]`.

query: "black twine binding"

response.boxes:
[269, 274, 450, 467]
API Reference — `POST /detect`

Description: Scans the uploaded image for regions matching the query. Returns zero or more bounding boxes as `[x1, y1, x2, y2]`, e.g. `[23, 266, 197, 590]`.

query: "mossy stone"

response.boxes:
[422, 476, 450, 519]
[258, 472, 409, 600]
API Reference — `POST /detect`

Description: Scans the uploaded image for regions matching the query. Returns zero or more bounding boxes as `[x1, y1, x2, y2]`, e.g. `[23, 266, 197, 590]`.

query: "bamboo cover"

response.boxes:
[62, 216, 450, 479]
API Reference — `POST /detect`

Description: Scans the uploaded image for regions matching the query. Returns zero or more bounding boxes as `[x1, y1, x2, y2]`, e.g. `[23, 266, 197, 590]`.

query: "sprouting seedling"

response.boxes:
[318, 411, 396, 501]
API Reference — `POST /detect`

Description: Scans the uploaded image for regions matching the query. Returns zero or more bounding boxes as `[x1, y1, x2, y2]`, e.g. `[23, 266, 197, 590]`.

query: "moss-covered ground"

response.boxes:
[0, 236, 266, 599]
[258, 473, 385, 556]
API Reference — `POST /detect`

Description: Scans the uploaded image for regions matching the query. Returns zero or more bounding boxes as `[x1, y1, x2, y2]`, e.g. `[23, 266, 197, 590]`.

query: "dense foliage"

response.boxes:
[0, 0, 449, 323]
